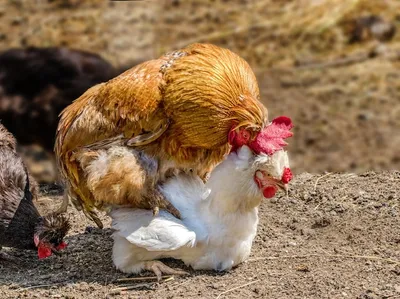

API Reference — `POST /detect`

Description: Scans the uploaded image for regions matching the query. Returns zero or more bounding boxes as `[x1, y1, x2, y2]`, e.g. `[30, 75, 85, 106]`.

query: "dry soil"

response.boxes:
[1, 171, 399, 299]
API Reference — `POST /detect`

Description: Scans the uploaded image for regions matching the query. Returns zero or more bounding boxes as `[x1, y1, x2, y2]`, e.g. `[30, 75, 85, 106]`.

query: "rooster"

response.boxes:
[0, 124, 70, 260]
[110, 144, 292, 278]
[55, 43, 271, 228]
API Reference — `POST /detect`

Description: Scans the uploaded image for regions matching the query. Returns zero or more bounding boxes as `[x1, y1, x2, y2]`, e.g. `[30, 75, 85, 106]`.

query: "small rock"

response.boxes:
[373, 202, 382, 208]
[311, 217, 331, 228]
[300, 228, 315, 237]
[84, 226, 94, 234]
[391, 265, 400, 275]
[296, 264, 310, 272]
[11, 17, 23, 25]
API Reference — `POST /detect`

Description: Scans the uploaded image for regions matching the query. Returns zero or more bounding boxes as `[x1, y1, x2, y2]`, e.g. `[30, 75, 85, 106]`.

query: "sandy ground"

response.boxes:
[1, 171, 399, 299]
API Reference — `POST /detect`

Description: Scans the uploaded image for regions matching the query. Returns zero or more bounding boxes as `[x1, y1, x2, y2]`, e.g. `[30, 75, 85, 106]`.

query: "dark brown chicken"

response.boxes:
[0, 47, 119, 151]
[0, 124, 70, 259]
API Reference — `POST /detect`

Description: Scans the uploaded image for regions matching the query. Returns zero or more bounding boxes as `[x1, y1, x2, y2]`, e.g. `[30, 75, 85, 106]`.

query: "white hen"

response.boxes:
[110, 145, 291, 278]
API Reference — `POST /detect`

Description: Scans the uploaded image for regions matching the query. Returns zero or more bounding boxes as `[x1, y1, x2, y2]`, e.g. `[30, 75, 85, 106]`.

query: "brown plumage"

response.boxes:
[75, 146, 180, 217]
[55, 43, 268, 228]
[0, 124, 70, 259]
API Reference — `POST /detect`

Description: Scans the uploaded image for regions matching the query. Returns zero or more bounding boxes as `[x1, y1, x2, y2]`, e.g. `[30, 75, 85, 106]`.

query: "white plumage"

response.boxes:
[110, 146, 290, 275]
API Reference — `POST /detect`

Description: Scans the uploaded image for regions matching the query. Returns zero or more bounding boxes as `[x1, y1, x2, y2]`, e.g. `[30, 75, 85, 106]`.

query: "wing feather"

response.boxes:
[111, 209, 196, 252]
[54, 59, 170, 226]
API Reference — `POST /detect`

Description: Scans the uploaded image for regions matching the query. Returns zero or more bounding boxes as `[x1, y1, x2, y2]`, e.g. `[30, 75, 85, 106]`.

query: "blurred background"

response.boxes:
[0, 0, 399, 184]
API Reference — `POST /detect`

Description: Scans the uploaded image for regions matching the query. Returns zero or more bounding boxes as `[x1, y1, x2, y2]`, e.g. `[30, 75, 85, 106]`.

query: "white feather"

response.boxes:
[111, 146, 289, 274]
[110, 209, 196, 251]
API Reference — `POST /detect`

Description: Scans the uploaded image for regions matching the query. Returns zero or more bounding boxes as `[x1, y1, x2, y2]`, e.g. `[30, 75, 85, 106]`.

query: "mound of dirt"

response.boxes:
[1, 172, 399, 298]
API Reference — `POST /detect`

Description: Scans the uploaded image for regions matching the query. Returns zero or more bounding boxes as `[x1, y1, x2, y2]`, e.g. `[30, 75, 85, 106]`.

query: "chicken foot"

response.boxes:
[145, 188, 181, 219]
[143, 261, 188, 281]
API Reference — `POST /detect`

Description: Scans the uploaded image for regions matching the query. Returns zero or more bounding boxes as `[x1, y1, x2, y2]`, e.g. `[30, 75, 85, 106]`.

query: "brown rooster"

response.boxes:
[0, 124, 70, 260]
[55, 43, 268, 228]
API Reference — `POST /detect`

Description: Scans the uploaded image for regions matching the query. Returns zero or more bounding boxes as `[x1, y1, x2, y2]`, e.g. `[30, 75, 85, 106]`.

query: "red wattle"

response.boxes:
[55, 242, 68, 251]
[38, 246, 52, 259]
[263, 186, 277, 198]
[282, 167, 293, 184]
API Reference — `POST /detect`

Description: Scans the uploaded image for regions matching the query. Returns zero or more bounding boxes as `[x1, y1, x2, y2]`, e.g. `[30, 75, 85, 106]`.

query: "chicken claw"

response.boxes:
[143, 261, 188, 281]
[152, 206, 159, 216]
[151, 189, 182, 219]
[164, 203, 181, 219]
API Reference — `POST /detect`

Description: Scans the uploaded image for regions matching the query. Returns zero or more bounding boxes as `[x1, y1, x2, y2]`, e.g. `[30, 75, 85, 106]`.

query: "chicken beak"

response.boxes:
[277, 182, 289, 195]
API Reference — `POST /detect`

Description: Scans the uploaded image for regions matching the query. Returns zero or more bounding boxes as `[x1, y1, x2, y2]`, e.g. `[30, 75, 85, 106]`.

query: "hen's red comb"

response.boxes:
[250, 116, 293, 155]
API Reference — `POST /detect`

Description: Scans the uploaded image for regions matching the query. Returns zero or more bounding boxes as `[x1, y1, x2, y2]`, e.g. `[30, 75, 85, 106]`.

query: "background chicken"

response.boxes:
[111, 141, 292, 279]
[0, 124, 70, 260]
[55, 43, 270, 228]
[0, 46, 119, 152]
[0, 47, 124, 183]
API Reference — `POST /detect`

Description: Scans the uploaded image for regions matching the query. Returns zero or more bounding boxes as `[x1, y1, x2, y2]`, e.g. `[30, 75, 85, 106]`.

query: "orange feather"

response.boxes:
[55, 43, 268, 226]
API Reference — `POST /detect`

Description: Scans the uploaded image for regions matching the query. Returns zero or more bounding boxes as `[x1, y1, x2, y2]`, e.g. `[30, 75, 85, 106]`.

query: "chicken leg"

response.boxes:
[143, 261, 188, 281]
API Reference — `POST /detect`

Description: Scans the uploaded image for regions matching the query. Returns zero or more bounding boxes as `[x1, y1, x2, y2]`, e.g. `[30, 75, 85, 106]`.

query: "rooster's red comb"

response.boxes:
[250, 116, 293, 155]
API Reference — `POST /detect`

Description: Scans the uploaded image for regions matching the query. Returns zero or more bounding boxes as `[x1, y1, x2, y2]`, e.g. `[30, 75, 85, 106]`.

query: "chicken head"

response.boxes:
[33, 214, 70, 259]
[253, 150, 293, 198]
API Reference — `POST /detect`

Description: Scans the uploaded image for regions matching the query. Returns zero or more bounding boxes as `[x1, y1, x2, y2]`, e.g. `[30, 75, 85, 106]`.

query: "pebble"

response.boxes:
[300, 228, 315, 237]
[373, 202, 383, 208]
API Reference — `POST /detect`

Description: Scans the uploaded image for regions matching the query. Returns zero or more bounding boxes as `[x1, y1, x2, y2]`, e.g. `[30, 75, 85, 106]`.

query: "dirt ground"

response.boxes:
[1, 172, 399, 299]
[1, 1, 400, 298]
